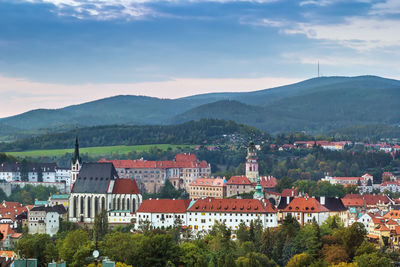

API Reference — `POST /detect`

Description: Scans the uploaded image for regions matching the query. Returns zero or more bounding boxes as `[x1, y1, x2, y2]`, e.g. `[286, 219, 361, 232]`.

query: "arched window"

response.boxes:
[117, 198, 121, 210]
[132, 198, 136, 212]
[94, 197, 99, 215]
[87, 196, 91, 218]
[122, 198, 125, 210]
[127, 199, 130, 211]
[80, 196, 84, 215]
[102, 197, 106, 211]
[73, 196, 77, 218]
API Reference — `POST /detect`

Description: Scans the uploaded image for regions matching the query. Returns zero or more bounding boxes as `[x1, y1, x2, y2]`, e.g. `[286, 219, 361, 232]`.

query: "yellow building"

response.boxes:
[189, 178, 226, 199]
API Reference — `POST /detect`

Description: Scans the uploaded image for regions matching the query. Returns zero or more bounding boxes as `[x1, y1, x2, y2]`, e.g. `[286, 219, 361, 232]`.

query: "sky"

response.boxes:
[0, 0, 399, 117]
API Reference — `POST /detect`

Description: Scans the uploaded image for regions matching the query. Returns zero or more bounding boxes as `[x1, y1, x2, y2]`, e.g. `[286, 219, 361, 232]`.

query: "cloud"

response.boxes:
[22, 0, 280, 20]
[370, 0, 400, 15]
[284, 17, 400, 51]
[0, 74, 302, 117]
[299, 0, 372, 6]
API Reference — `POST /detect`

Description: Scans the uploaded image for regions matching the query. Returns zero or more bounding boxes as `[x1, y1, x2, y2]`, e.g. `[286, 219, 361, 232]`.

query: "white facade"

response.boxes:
[283, 210, 330, 226]
[108, 210, 136, 224]
[358, 213, 373, 233]
[136, 212, 186, 229]
[187, 211, 277, 233]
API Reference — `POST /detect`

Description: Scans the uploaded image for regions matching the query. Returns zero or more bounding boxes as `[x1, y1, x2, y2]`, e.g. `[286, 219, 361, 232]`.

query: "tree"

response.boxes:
[20, 159, 29, 181]
[236, 222, 249, 243]
[292, 223, 321, 258]
[59, 230, 89, 262]
[336, 222, 366, 259]
[285, 253, 313, 267]
[179, 242, 205, 267]
[354, 252, 393, 267]
[16, 234, 54, 267]
[93, 210, 108, 242]
[355, 240, 377, 256]
[321, 244, 349, 264]
[101, 232, 136, 264]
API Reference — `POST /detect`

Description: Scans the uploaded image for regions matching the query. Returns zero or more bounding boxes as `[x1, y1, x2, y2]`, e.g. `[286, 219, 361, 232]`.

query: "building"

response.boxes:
[380, 181, 400, 193]
[226, 176, 253, 197]
[322, 173, 373, 186]
[186, 198, 277, 233]
[71, 136, 82, 190]
[48, 194, 69, 208]
[342, 194, 393, 213]
[68, 162, 142, 223]
[188, 178, 226, 199]
[99, 153, 211, 193]
[282, 196, 330, 225]
[136, 199, 191, 229]
[316, 196, 348, 226]
[259, 176, 278, 192]
[0, 224, 22, 250]
[27, 205, 66, 237]
[0, 201, 31, 229]
[245, 142, 259, 183]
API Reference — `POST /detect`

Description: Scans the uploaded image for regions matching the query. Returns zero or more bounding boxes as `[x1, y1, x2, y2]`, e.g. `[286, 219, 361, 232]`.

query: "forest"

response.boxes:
[15, 212, 395, 267]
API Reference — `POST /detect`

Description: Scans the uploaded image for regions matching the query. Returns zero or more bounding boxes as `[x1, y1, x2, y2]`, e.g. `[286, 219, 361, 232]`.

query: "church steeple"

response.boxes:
[72, 136, 82, 164]
[71, 135, 82, 191]
[253, 176, 264, 200]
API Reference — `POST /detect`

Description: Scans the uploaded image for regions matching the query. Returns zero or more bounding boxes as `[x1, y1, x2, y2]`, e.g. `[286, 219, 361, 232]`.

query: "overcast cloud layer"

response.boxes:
[0, 0, 399, 117]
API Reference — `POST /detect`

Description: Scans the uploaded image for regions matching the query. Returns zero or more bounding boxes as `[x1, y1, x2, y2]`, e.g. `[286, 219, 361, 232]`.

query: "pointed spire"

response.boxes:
[72, 134, 82, 164]
[254, 176, 263, 200]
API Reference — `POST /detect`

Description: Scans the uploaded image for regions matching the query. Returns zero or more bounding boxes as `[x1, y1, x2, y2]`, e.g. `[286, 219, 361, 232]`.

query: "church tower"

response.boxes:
[246, 141, 259, 183]
[71, 136, 82, 189]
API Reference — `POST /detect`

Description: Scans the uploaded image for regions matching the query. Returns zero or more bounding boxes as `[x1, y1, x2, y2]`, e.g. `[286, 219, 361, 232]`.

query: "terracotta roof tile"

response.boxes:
[227, 176, 251, 185]
[260, 176, 277, 188]
[112, 179, 140, 194]
[137, 199, 191, 213]
[283, 197, 329, 213]
[190, 178, 226, 187]
[187, 198, 276, 213]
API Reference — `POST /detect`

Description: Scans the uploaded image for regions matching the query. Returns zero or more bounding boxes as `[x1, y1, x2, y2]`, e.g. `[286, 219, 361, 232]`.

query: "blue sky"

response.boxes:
[0, 0, 399, 117]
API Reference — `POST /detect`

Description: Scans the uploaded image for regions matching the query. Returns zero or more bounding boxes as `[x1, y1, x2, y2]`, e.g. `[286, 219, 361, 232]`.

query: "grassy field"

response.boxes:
[6, 144, 194, 158]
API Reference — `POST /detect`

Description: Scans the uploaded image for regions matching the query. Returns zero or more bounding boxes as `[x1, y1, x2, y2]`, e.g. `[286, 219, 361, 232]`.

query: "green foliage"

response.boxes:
[335, 222, 366, 260]
[354, 252, 393, 267]
[93, 210, 108, 242]
[16, 234, 55, 267]
[285, 253, 313, 267]
[59, 230, 90, 263]
[7, 184, 58, 205]
[144, 180, 188, 200]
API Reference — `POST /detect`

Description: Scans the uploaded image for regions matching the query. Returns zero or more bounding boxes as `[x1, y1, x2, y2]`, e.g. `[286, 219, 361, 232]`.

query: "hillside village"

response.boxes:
[1, 137, 400, 265]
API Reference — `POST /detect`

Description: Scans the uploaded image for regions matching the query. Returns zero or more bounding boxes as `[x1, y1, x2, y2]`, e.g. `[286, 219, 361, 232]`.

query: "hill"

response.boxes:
[1, 75, 400, 137]
[0, 119, 260, 152]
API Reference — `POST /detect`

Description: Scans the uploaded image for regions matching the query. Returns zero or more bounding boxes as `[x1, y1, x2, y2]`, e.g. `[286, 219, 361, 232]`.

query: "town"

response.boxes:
[0, 137, 400, 266]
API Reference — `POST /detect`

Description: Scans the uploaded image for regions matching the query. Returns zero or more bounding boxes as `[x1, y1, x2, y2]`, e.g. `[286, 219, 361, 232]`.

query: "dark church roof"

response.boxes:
[72, 162, 118, 194]
[277, 196, 294, 210]
[316, 197, 347, 212]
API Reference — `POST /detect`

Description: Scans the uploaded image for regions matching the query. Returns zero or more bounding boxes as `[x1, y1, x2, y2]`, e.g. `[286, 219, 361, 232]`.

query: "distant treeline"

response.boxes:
[0, 119, 261, 152]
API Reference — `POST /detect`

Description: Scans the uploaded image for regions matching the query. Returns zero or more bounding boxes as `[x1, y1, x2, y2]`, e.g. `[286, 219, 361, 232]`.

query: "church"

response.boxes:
[68, 138, 142, 223]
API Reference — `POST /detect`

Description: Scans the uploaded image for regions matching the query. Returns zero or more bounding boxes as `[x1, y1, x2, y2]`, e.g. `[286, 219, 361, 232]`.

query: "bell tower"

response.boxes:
[246, 141, 259, 183]
[71, 136, 82, 189]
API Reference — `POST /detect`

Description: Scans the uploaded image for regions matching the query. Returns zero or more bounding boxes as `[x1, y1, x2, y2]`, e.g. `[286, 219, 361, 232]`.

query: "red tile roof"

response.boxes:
[1, 201, 22, 209]
[384, 210, 400, 219]
[343, 194, 391, 206]
[99, 153, 209, 170]
[260, 176, 277, 188]
[386, 219, 398, 225]
[381, 181, 400, 187]
[281, 188, 298, 197]
[187, 198, 277, 213]
[342, 198, 364, 207]
[227, 176, 251, 185]
[283, 197, 329, 213]
[137, 199, 191, 213]
[112, 179, 140, 194]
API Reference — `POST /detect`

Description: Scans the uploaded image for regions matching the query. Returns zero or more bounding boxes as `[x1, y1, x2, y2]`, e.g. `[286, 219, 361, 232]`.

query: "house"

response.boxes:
[186, 198, 277, 233]
[357, 213, 375, 233]
[342, 194, 393, 213]
[28, 205, 66, 236]
[316, 196, 348, 226]
[48, 194, 69, 208]
[259, 176, 277, 192]
[322, 173, 373, 186]
[136, 199, 191, 229]
[380, 181, 400, 193]
[226, 176, 253, 197]
[68, 163, 142, 224]
[99, 153, 211, 193]
[188, 178, 226, 199]
[0, 224, 22, 250]
[282, 196, 330, 225]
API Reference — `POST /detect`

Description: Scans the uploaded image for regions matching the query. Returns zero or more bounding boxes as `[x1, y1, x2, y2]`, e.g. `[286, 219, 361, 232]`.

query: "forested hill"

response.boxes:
[1, 75, 400, 137]
[0, 119, 261, 152]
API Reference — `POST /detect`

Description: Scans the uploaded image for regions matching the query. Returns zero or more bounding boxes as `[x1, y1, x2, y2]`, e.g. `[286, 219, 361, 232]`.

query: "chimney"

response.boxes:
[320, 196, 325, 205]
[291, 190, 294, 197]
[286, 196, 290, 204]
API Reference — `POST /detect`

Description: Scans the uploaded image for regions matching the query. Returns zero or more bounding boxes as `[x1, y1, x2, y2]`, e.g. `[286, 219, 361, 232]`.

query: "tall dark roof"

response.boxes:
[277, 196, 294, 210]
[72, 162, 118, 194]
[316, 197, 347, 212]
